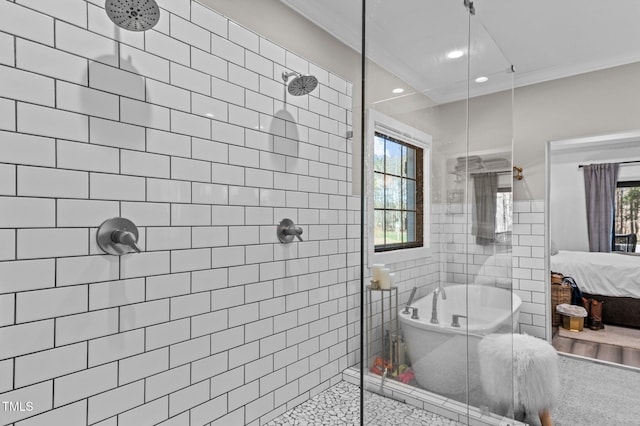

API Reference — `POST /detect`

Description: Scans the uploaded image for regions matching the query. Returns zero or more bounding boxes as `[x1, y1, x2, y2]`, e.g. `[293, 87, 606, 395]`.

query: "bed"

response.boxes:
[551, 250, 640, 328]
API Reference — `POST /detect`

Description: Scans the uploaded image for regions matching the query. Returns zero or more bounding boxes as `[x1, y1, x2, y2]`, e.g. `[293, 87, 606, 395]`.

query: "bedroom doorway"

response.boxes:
[546, 131, 640, 368]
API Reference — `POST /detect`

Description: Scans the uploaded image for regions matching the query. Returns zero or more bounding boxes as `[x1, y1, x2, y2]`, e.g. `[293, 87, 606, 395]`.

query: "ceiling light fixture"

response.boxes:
[475, 76, 488, 83]
[392, 88, 404, 94]
[447, 50, 464, 59]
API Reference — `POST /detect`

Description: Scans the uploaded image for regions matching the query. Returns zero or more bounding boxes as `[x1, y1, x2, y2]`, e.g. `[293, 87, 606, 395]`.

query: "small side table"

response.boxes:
[366, 283, 399, 370]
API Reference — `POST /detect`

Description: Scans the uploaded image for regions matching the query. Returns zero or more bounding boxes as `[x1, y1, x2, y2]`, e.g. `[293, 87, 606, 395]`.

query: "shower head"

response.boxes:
[282, 71, 318, 96]
[105, 0, 160, 32]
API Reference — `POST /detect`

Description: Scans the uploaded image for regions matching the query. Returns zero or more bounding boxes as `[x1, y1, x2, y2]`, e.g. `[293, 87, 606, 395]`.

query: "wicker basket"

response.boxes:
[551, 283, 572, 326]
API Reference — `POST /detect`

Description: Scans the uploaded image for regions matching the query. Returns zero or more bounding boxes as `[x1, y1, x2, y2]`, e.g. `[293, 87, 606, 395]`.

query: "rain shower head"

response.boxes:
[105, 0, 160, 32]
[282, 71, 318, 96]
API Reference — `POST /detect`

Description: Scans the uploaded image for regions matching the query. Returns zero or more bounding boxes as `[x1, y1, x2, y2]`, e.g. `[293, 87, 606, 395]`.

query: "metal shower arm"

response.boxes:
[282, 71, 300, 82]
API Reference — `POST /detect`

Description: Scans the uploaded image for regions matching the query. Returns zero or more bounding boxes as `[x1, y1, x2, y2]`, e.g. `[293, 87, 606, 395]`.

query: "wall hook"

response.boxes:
[97, 217, 142, 255]
[513, 165, 523, 180]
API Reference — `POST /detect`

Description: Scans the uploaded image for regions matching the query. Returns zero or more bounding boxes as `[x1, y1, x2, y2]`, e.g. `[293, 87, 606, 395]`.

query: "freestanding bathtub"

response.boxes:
[399, 284, 522, 401]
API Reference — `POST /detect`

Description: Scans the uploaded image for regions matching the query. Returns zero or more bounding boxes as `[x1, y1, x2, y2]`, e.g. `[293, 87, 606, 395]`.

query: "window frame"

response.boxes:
[613, 180, 640, 251]
[373, 132, 424, 252]
[367, 109, 431, 265]
[494, 185, 513, 243]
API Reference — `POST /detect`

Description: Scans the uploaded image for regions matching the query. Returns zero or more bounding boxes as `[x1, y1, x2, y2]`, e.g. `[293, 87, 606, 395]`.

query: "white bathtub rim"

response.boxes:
[399, 284, 522, 334]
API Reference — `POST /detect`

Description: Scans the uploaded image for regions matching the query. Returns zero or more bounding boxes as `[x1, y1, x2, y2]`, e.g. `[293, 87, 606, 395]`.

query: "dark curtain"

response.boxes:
[583, 163, 619, 252]
[472, 172, 498, 245]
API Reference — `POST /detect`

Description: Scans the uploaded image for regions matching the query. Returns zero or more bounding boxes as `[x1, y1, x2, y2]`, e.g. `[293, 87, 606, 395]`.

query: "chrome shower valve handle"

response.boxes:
[97, 217, 142, 255]
[111, 229, 142, 253]
[277, 219, 304, 243]
[283, 225, 304, 241]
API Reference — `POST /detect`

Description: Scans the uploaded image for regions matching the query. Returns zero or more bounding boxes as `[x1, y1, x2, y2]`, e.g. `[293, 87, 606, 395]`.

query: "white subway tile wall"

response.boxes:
[512, 200, 547, 339]
[0, 1, 357, 425]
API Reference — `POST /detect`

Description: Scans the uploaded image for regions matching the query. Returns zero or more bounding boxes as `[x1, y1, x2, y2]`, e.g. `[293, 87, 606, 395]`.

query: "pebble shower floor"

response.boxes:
[266, 381, 465, 425]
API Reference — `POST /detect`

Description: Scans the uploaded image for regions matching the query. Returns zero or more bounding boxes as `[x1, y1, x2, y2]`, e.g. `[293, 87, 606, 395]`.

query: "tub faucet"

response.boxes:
[402, 287, 418, 314]
[402, 306, 419, 320]
[451, 314, 467, 328]
[379, 367, 388, 392]
[430, 286, 447, 324]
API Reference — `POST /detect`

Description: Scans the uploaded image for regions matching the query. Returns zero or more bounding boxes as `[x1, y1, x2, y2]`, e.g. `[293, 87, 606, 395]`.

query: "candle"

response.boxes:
[379, 268, 391, 289]
[372, 264, 385, 282]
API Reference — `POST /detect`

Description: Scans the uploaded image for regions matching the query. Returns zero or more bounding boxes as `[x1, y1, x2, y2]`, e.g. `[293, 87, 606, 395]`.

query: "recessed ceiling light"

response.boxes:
[447, 50, 464, 59]
[475, 76, 489, 83]
[392, 88, 404, 94]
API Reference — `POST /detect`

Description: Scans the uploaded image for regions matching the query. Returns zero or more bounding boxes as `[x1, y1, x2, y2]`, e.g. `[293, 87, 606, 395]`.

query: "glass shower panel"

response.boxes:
[465, 7, 516, 418]
[362, 0, 475, 423]
[362, 0, 516, 424]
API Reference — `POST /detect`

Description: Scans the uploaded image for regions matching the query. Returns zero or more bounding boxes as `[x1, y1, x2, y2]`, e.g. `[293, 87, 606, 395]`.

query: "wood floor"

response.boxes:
[552, 326, 640, 368]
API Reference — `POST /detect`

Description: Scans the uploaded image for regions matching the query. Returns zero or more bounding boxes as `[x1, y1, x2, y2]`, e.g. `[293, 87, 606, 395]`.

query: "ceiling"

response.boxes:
[280, 0, 640, 104]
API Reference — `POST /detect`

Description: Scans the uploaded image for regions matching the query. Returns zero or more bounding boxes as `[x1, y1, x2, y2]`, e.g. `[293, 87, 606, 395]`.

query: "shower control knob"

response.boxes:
[283, 225, 304, 241]
[111, 230, 142, 253]
[277, 219, 304, 244]
[97, 217, 142, 255]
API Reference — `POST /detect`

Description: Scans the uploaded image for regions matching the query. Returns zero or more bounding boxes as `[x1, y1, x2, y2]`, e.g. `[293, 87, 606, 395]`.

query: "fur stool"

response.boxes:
[479, 333, 560, 426]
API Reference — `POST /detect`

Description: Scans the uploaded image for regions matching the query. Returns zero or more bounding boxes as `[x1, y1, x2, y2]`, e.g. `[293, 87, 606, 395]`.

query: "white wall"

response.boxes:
[0, 1, 357, 424]
[514, 64, 640, 201]
[425, 63, 640, 201]
[551, 142, 640, 252]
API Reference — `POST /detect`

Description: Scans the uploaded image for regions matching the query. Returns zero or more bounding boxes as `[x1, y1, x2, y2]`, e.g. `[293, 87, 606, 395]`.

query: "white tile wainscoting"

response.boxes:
[0, 0, 358, 425]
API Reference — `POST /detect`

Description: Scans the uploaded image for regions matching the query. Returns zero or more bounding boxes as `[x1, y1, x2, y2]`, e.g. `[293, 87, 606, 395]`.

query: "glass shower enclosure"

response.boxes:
[360, 1, 516, 424]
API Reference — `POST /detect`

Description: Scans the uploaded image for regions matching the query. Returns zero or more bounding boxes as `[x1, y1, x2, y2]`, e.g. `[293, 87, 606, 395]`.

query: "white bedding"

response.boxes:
[550, 250, 640, 298]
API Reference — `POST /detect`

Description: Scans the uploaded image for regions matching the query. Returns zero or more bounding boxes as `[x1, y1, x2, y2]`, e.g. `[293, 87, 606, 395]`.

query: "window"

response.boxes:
[614, 180, 640, 252]
[368, 110, 431, 264]
[495, 188, 513, 244]
[373, 132, 423, 252]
